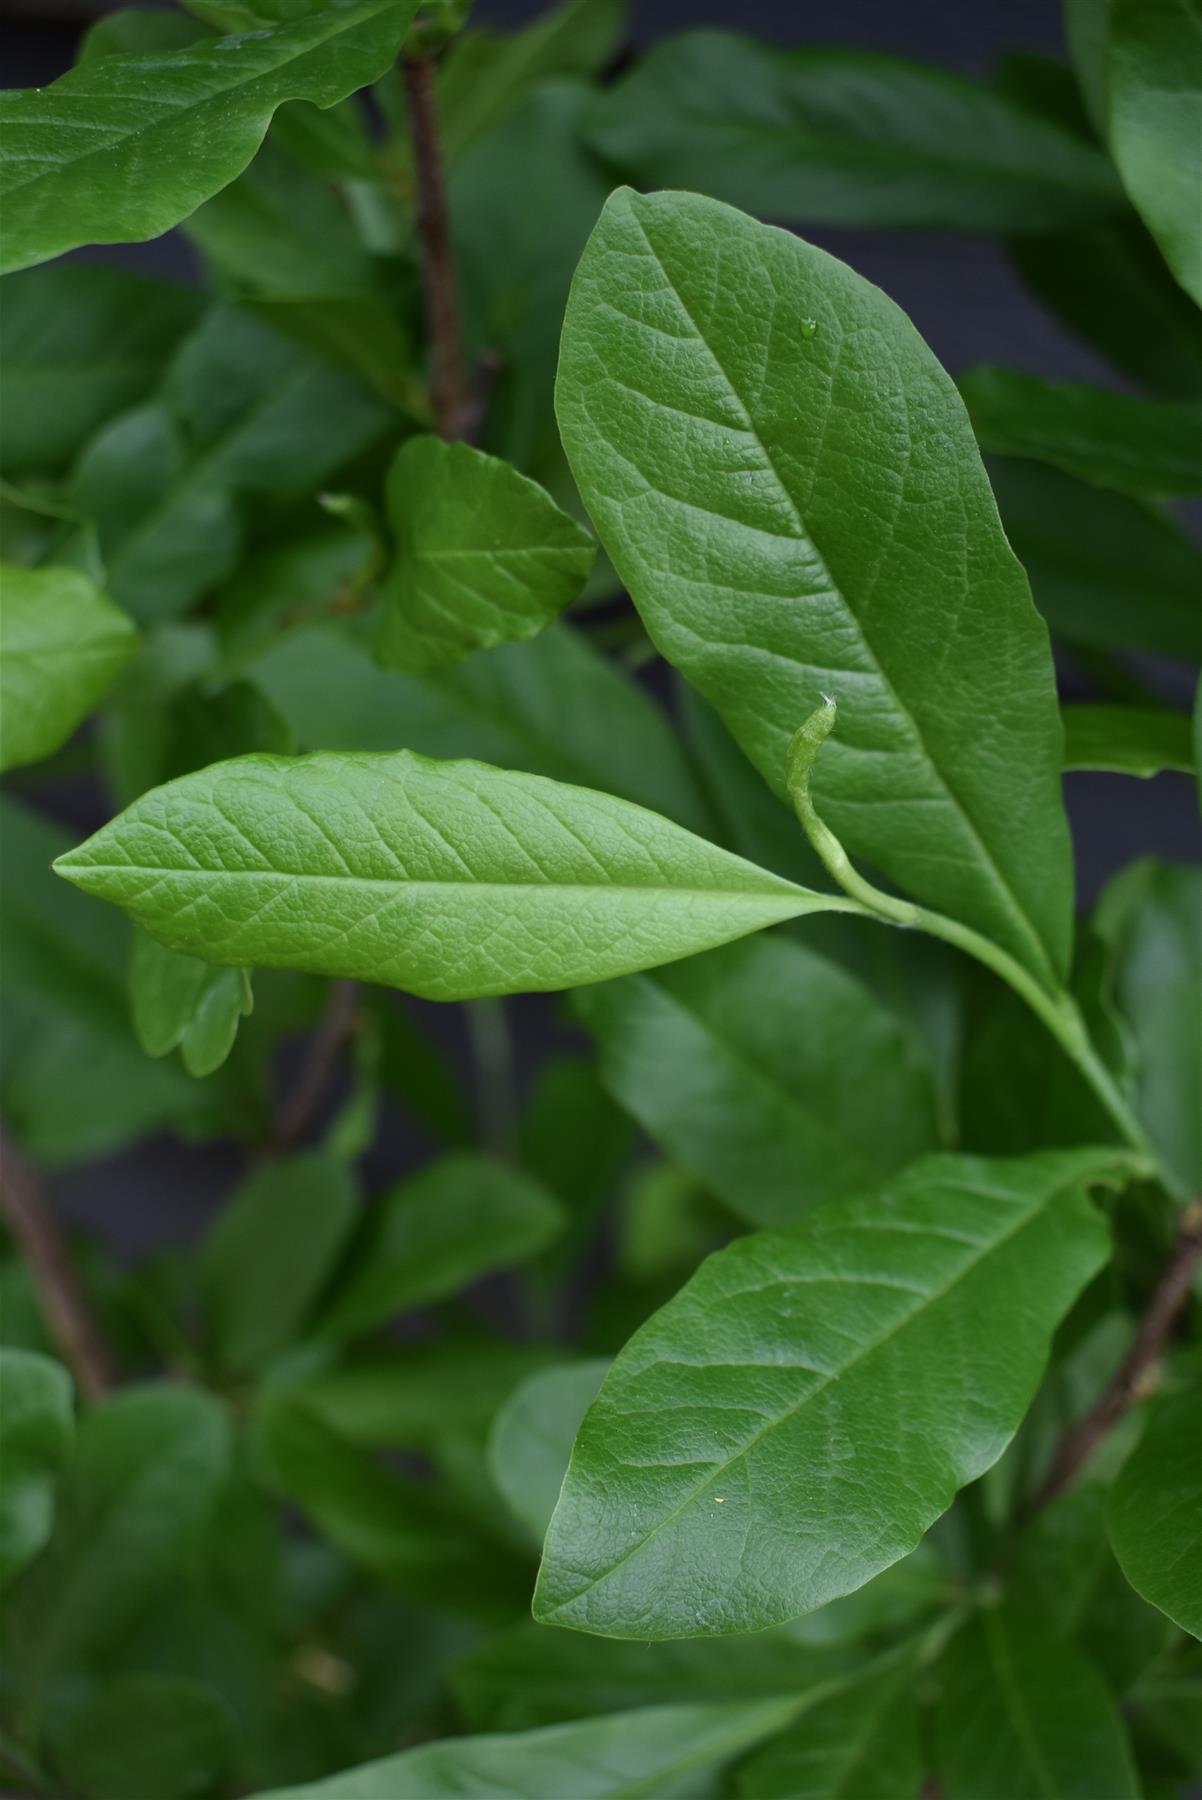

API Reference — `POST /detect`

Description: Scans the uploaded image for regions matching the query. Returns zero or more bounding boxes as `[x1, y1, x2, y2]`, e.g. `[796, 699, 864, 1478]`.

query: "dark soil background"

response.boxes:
[3, 1, 1200, 1261]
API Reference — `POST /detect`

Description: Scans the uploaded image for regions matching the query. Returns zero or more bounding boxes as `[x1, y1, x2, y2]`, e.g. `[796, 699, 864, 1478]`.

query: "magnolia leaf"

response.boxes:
[558, 188, 1073, 989]
[248, 1698, 801, 1800]
[1062, 705, 1195, 779]
[377, 436, 595, 671]
[0, 1350, 73, 1589]
[961, 367, 1202, 495]
[1107, 0, 1202, 306]
[587, 33, 1119, 232]
[0, 0, 419, 273]
[489, 1360, 609, 1545]
[575, 933, 940, 1230]
[130, 931, 253, 1077]
[0, 565, 138, 774]
[53, 750, 842, 1000]
[534, 1149, 1117, 1639]
[935, 1602, 1141, 1798]
[1107, 1389, 1202, 1640]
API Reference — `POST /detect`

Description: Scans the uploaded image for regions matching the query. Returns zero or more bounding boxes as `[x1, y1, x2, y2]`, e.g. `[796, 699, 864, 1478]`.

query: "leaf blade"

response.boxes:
[1106, 1388, 1202, 1640]
[0, 565, 138, 774]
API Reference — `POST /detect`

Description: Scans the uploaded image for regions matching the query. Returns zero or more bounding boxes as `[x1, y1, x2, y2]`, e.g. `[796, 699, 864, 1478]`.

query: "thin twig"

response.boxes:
[271, 980, 360, 1155]
[402, 53, 470, 441]
[1029, 1198, 1202, 1514]
[0, 1130, 116, 1402]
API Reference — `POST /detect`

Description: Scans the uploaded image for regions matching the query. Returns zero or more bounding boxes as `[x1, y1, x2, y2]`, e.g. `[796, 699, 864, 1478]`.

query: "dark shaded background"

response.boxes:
[4, 0, 1200, 1258]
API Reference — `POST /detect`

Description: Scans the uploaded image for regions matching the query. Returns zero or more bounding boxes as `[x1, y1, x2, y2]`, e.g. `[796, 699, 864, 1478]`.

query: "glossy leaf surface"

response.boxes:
[0, 1350, 73, 1589]
[1106, 1389, 1202, 1640]
[1107, 0, 1202, 306]
[535, 1150, 1115, 1638]
[0, 565, 138, 774]
[558, 188, 1073, 987]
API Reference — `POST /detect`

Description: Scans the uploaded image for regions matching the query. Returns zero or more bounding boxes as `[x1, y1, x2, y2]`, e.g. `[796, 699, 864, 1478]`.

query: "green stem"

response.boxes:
[786, 701, 1156, 1167]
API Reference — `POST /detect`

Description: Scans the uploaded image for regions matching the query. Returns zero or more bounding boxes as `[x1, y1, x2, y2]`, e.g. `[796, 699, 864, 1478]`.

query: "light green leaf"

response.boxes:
[989, 457, 1202, 663]
[960, 367, 1202, 494]
[558, 188, 1073, 989]
[53, 749, 840, 1000]
[935, 1602, 1141, 1798]
[1062, 704, 1195, 778]
[737, 1656, 922, 1800]
[247, 1697, 801, 1800]
[489, 1360, 609, 1545]
[1106, 1390, 1202, 1640]
[1107, 0, 1202, 306]
[0, 0, 418, 274]
[131, 931, 253, 1077]
[587, 33, 1119, 232]
[319, 1154, 564, 1338]
[0, 1350, 73, 1589]
[377, 436, 595, 671]
[57, 1673, 237, 1800]
[203, 1152, 359, 1373]
[0, 265, 202, 478]
[534, 1149, 1117, 1639]
[0, 564, 138, 774]
[575, 934, 940, 1230]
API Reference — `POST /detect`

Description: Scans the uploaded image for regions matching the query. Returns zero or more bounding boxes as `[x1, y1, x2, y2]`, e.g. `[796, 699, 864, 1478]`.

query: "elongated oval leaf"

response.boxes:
[1107, 0, 1202, 307]
[557, 188, 1073, 989]
[489, 1360, 610, 1544]
[378, 436, 595, 671]
[587, 33, 1120, 232]
[1062, 704, 1195, 779]
[574, 934, 940, 1229]
[534, 1149, 1117, 1639]
[0, 565, 138, 774]
[0, 0, 418, 274]
[0, 1350, 73, 1589]
[52, 751, 840, 1000]
[1106, 1386, 1202, 1640]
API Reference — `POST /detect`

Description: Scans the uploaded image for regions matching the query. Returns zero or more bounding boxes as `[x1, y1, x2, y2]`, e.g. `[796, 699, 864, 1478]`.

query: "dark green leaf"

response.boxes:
[1062, 704, 1194, 778]
[0, 564, 138, 773]
[535, 1149, 1116, 1638]
[1107, 1388, 1202, 1639]
[294, 1339, 558, 1447]
[1107, 0, 1202, 306]
[57, 1673, 237, 1800]
[0, 1349, 73, 1589]
[558, 188, 1073, 988]
[489, 1360, 609, 1544]
[737, 1655, 922, 1800]
[130, 932, 253, 1077]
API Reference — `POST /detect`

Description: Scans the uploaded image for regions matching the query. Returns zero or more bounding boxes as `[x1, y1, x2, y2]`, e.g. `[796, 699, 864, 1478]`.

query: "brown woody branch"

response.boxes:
[402, 52, 471, 441]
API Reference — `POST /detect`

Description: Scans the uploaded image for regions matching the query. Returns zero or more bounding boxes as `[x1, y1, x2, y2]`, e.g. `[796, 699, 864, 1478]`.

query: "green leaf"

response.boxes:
[1107, 0, 1202, 306]
[558, 188, 1073, 989]
[989, 457, 1202, 663]
[10, 1384, 232, 1684]
[960, 367, 1202, 494]
[57, 1673, 237, 1800]
[248, 621, 714, 835]
[319, 1154, 564, 1338]
[53, 749, 840, 1000]
[294, 1339, 558, 1448]
[0, 265, 202, 478]
[575, 934, 940, 1230]
[1107, 1389, 1201, 1639]
[736, 1656, 922, 1800]
[0, 1350, 73, 1589]
[377, 436, 595, 671]
[80, 6, 209, 60]
[130, 931, 253, 1077]
[247, 1698, 801, 1800]
[202, 1153, 359, 1373]
[934, 1602, 1140, 1798]
[587, 33, 1119, 232]
[0, 564, 138, 774]
[534, 1149, 1117, 1639]
[0, 0, 418, 274]
[1062, 704, 1195, 778]
[489, 1360, 609, 1545]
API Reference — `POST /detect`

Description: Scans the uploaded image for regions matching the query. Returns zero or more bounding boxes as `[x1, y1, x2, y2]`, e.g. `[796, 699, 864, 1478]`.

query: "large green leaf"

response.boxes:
[202, 1153, 359, 1372]
[53, 750, 842, 1000]
[534, 1149, 1117, 1639]
[377, 437, 595, 671]
[248, 1698, 800, 1800]
[737, 1656, 922, 1800]
[1107, 0, 1202, 307]
[1107, 1389, 1202, 1639]
[0, 565, 138, 773]
[319, 1155, 563, 1338]
[130, 931, 253, 1078]
[0, 0, 418, 273]
[0, 1350, 73, 1589]
[960, 367, 1202, 495]
[0, 265, 202, 478]
[489, 1360, 610, 1545]
[576, 934, 940, 1230]
[558, 188, 1073, 989]
[587, 33, 1119, 232]
[934, 1602, 1141, 1798]
[1062, 704, 1195, 778]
